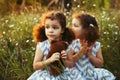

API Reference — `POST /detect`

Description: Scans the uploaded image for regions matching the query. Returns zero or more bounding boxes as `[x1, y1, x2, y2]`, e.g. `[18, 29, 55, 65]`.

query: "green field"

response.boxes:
[0, 0, 120, 80]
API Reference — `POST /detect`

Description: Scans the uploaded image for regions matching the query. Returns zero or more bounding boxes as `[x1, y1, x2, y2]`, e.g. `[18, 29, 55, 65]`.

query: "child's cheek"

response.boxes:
[75, 28, 82, 38]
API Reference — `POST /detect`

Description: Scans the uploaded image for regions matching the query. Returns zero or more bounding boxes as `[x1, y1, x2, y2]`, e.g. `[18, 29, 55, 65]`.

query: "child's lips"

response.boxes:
[48, 35, 55, 37]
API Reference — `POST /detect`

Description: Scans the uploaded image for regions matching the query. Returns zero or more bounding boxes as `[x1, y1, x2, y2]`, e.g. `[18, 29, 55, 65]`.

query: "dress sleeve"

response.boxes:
[92, 42, 101, 56]
[37, 42, 44, 53]
[66, 40, 81, 54]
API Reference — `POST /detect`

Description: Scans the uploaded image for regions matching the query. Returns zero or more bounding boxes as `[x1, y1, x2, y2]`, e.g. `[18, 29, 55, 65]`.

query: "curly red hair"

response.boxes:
[33, 24, 47, 43]
[33, 11, 75, 43]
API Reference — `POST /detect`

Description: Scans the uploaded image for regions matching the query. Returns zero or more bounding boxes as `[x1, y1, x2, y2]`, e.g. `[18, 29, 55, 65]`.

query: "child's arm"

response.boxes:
[87, 47, 104, 67]
[72, 40, 88, 62]
[72, 47, 86, 62]
[61, 46, 87, 68]
[61, 50, 74, 68]
[33, 44, 60, 70]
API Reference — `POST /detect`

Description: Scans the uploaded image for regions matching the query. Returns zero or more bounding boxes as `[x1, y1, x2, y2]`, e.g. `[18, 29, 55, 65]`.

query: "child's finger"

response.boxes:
[69, 48, 74, 55]
[61, 50, 66, 54]
[55, 52, 60, 55]
[61, 56, 67, 59]
[61, 53, 67, 57]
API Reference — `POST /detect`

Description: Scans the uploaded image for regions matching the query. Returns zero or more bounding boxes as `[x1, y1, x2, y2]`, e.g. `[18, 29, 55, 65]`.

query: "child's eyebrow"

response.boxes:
[45, 24, 60, 27]
[52, 24, 59, 27]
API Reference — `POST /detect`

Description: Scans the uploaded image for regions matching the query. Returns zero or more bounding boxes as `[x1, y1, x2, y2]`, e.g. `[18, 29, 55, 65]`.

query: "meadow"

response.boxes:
[0, 7, 120, 80]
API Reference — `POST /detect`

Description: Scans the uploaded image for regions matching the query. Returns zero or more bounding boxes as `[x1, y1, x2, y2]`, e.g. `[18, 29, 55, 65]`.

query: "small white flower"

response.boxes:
[93, 4, 96, 7]
[26, 40, 29, 43]
[34, 18, 37, 20]
[67, 3, 70, 7]
[32, 47, 35, 50]
[66, 11, 70, 15]
[3, 31, 6, 34]
[77, 5, 80, 8]
[115, 38, 117, 40]
[115, 32, 118, 35]
[81, 11, 85, 13]
[5, 20, 9, 23]
[9, 24, 14, 28]
[101, 15, 104, 18]
[82, 1, 85, 4]
[107, 38, 110, 40]
[103, 32, 107, 34]
[16, 43, 18, 46]
[32, 40, 34, 42]
[20, 21, 23, 24]
[101, 45, 103, 47]
[107, 45, 110, 48]
[107, 18, 110, 21]
[107, 32, 109, 34]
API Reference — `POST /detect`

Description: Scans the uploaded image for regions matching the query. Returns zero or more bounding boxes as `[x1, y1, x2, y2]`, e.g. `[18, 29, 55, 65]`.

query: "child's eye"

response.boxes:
[73, 24, 79, 27]
[53, 26, 59, 29]
[45, 26, 50, 29]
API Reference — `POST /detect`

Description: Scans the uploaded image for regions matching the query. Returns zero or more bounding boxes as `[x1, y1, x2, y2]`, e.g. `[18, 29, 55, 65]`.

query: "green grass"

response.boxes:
[0, 9, 120, 80]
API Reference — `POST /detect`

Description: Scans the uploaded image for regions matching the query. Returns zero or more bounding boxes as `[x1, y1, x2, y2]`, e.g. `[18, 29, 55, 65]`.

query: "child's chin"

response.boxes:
[48, 38, 56, 42]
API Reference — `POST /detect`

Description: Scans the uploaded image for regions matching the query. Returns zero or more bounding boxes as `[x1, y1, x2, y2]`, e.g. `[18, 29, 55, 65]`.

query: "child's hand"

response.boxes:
[80, 39, 88, 54]
[61, 50, 67, 60]
[87, 43, 94, 56]
[49, 52, 60, 63]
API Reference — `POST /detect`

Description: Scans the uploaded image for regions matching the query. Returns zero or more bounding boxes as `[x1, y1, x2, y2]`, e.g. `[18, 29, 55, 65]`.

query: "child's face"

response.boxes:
[45, 19, 63, 42]
[72, 18, 83, 38]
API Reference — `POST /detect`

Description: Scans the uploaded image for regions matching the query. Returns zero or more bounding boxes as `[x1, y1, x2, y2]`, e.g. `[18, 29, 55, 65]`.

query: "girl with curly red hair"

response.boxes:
[27, 11, 80, 80]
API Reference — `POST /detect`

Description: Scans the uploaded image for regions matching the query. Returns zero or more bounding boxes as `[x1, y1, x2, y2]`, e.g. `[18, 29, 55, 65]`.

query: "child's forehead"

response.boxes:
[45, 18, 59, 22]
[45, 19, 61, 25]
[72, 18, 82, 25]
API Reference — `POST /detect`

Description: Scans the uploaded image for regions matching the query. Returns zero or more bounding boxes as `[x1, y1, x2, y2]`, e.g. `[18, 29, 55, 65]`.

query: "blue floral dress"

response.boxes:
[67, 39, 115, 80]
[27, 40, 83, 80]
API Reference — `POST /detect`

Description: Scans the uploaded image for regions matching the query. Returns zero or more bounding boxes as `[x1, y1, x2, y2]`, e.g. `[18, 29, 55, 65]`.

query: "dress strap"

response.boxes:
[37, 40, 50, 59]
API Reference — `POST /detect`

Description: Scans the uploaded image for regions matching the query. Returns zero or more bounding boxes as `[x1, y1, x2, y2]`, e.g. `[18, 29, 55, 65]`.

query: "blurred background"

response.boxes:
[0, 0, 120, 80]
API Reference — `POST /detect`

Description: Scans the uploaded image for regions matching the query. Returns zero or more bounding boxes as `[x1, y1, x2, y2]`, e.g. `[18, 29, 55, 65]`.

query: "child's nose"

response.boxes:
[49, 28, 54, 33]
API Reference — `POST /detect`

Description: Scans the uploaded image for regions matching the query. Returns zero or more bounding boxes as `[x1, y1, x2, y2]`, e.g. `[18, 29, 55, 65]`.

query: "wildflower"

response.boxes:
[67, 3, 70, 7]
[77, 5, 80, 8]
[26, 40, 29, 43]
[93, 4, 96, 7]
[9, 24, 14, 28]
[5, 20, 9, 23]
[3, 31, 6, 34]
[32, 40, 34, 42]
[107, 45, 110, 48]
